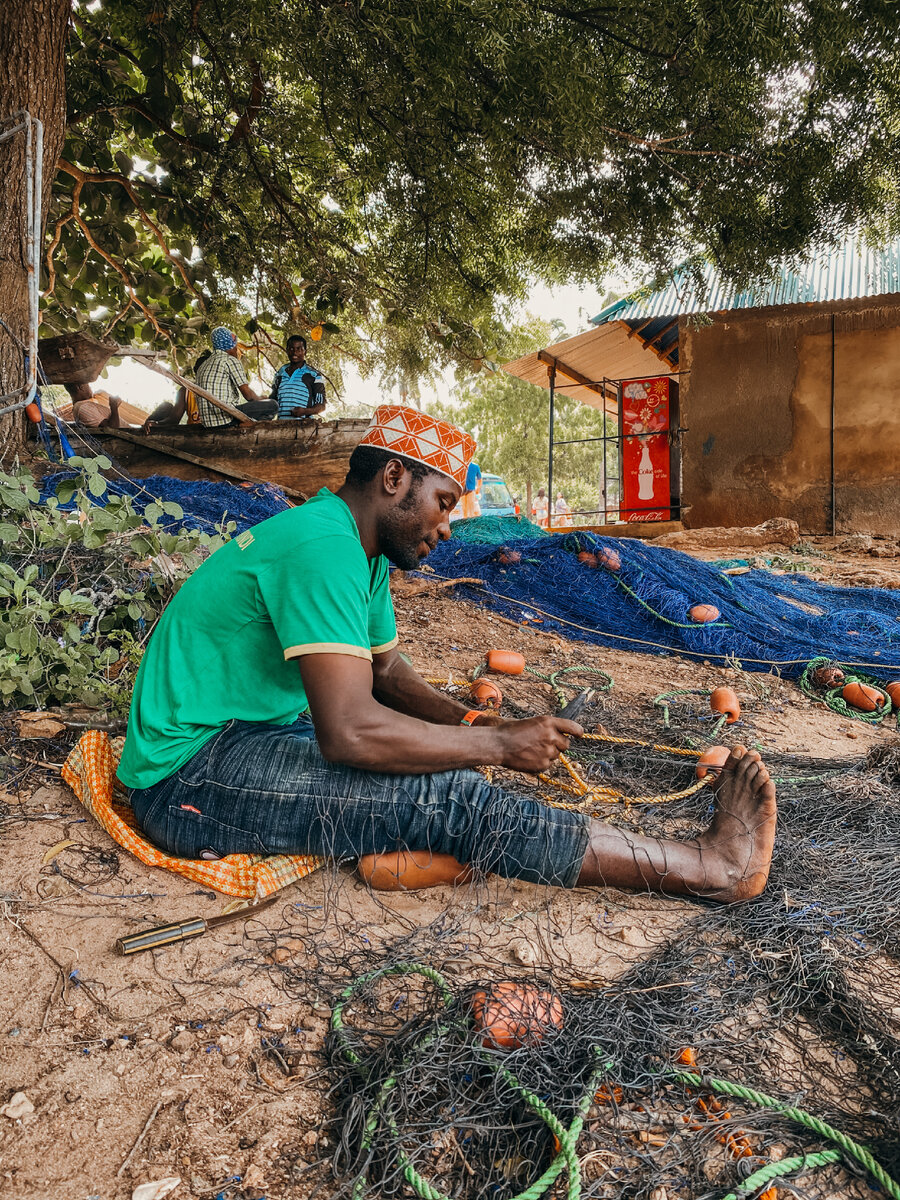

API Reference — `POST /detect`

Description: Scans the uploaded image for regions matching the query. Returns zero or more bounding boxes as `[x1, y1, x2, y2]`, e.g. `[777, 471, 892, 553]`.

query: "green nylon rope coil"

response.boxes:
[799, 655, 894, 725]
[331, 963, 900, 1200]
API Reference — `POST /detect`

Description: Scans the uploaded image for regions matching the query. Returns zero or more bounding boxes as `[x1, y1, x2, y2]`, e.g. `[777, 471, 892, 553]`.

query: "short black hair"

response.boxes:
[286, 335, 307, 351]
[345, 444, 438, 488]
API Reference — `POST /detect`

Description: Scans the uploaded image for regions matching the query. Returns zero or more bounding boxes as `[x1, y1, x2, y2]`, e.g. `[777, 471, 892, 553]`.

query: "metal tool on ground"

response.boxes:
[115, 894, 280, 955]
[557, 689, 594, 723]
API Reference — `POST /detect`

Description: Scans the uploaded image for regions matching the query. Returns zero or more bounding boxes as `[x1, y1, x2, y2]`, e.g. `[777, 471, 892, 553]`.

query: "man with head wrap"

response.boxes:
[192, 327, 278, 426]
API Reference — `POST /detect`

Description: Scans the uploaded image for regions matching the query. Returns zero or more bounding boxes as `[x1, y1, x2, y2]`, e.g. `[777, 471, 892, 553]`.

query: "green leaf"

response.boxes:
[88, 473, 108, 498]
[56, 481, 77, 504]
[161, 501, 184, 519]
[0, 523, 21, 544]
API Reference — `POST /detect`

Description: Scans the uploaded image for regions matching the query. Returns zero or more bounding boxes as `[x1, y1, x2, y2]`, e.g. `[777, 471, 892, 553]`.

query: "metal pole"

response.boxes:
[830, 314, 836, 536]
[547, 362, 556, 518]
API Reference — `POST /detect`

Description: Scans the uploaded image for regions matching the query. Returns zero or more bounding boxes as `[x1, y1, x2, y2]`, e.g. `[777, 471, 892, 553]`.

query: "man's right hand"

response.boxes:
[495, 716, 583, 773]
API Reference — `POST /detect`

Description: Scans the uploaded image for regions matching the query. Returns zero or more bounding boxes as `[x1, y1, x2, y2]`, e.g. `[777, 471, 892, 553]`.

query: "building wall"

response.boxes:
[680, 297, 900, 533]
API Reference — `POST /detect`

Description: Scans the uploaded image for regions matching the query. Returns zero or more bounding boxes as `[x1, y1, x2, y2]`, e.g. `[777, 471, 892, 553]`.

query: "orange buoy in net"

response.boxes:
[576, 550, 598, 567]
[710, 686, 741, 724]
[24, 401, 42, 423]
[358, 850, 472, 891]
[813, 664, 845, 689]
[689, 604, 720, 623]
[497, 549, 521, 565]
[471, 982, 563, 1050]
[886, 681, 900, 709]
[842, 681, 887, 713]
[695, 746, 731, 779]
[596, 547, 621, 571]
[470, 678, 503, 708]
[485, 649, 526, 675]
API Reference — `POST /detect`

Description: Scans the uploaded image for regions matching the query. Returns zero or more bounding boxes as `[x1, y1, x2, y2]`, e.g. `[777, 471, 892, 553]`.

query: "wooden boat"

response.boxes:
[88, 417, 371, 498]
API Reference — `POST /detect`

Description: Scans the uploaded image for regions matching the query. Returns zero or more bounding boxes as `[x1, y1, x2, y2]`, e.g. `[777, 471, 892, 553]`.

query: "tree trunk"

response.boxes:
[526, 479, 532, 517]
[0, 0, 69, 460]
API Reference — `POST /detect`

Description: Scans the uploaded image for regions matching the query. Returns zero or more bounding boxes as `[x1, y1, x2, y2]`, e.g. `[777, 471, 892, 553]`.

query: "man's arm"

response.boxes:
[299, 652, 581, 775]
[370, 646, 487, 725]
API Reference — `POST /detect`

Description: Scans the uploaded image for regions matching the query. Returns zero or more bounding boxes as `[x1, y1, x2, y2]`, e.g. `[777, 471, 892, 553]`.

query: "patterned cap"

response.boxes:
[211, 326, 238, 351]
[358, 404, 476, 489]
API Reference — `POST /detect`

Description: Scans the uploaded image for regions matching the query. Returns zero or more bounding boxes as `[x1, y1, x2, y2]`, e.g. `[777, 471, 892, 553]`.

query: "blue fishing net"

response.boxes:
[425, 522, 900, 679]
[40, 471, 292, 535]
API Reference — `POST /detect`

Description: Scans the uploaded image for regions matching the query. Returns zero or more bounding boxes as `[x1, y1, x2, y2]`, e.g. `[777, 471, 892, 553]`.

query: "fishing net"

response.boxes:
[245, 732, 900, 1200]
[423, 524, 900, 681]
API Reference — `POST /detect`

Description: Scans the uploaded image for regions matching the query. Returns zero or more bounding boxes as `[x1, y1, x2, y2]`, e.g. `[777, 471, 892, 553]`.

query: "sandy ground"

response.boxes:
[1, 536, 898, 1200]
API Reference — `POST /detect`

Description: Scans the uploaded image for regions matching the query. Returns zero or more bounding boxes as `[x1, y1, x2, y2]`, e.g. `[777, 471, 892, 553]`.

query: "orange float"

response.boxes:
[709, 686, 741, 724]
[689, 604, 720, 623]
[485, 649, 526, 675]
[497, 549, 521, 565]
[886, 681, 900, 709]
[813, 664, 845, 689]
[576, 551, 598, 567]
[470, 678, 503, 708]
[695, 746, 731, 779]
[471, 982, 563, 1050]
[357, 850, 472, 891]
[596, 547, 621, 571]
[309, 323, 323, 341]
[24, 401, 42, 423]
[841, 681, 887, 713]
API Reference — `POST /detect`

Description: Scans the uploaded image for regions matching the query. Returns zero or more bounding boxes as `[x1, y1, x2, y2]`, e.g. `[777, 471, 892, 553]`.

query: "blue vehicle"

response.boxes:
[449, 470, 517, 521]
[479, 472, 516, 517]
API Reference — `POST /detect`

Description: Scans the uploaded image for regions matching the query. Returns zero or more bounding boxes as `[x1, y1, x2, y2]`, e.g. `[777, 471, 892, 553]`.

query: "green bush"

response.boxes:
[0, 457, 232, 713]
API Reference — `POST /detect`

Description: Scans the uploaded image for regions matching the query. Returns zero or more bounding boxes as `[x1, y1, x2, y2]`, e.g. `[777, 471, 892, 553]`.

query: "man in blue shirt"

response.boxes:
[270, 335, 326, 419]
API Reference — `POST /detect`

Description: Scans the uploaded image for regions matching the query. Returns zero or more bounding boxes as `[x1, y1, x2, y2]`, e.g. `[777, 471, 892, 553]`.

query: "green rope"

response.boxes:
[525, 664, 614, 708]
[799, 656, 893, 725]
[331, 963, 900, 1200]
[674, 1071, 900, 1199]
[612, 574, 733, 630]
[720, 1150, 841, 1199]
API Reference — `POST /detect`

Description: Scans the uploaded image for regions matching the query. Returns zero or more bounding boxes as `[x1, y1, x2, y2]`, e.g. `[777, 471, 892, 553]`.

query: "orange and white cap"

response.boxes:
[357, 404, 476, 490]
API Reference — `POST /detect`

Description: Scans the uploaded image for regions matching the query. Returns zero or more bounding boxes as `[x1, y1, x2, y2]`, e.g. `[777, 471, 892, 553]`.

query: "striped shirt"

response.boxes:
[271, 362, 324, 419]
[193, 350, 247, 427]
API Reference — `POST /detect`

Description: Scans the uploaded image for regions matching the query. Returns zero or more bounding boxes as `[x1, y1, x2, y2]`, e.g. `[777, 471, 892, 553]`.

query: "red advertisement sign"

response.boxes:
[620, 377, 671, 522]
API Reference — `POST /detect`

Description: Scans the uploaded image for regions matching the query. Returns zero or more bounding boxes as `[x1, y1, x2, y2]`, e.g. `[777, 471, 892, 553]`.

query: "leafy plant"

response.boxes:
[0, 458, 232, 713]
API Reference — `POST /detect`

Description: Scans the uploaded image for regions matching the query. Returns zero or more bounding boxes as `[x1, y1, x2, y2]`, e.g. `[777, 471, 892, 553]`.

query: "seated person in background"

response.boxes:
[65, 382, 140, 429]
[270, 335, 326, 419]
[193, 327, 278, 426]
[142, 350, 211, 433]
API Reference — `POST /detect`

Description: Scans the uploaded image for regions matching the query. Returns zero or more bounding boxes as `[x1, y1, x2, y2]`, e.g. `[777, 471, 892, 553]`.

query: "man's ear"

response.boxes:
[381, 458, 409, 496]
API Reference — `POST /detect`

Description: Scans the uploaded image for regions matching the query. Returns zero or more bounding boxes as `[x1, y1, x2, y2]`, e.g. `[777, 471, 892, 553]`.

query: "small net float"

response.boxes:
[469, 678, 503, 708]
[25, 401, 42, 423]
[709, 686, 741, 724]
[695, 745, 731, 779]
[886, 681, 900, 709]
[471, 981, 563, 1050]
[485, 649, 526, 675]
[689, 604, 721, 623]
[813, 664, 845, 689]
[576, 550, 598, 567]
[841, 681, 887, 713]
[496, 549, 521, 565]
[357, 850, 472, 891]
[596, 547, 621, 571]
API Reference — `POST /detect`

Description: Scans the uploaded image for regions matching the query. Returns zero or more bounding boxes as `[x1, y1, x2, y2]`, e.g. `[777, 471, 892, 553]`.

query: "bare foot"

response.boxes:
[695, 745, 777, 900]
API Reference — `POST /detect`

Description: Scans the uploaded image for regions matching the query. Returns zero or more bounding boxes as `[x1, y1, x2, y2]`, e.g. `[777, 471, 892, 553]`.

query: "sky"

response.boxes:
[98, 280, 611, 415]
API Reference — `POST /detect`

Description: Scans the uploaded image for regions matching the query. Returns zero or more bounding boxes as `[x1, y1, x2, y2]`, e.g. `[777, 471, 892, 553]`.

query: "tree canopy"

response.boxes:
[48, 0, 900, 379]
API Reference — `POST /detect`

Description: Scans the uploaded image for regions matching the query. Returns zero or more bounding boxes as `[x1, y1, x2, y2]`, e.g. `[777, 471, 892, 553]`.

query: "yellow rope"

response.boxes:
[426, 673, 712, 808]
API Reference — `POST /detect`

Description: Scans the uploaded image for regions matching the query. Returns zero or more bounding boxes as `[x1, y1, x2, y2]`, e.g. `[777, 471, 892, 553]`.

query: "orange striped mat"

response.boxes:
[61, 729, 323, 897]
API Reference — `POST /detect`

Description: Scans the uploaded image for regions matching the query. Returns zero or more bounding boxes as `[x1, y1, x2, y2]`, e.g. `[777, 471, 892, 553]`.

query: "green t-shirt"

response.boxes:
[117, 489, 398, 789]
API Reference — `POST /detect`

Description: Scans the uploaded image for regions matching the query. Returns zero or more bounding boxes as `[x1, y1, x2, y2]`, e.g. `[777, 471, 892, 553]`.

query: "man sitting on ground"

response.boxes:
[193, 327, 278, 426]
[117, 405, 776, 901]
[270, 335, 326, 419]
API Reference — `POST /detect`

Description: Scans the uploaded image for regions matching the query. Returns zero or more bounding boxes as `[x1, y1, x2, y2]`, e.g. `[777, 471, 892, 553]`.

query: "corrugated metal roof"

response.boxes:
[592, 233, 900, 324]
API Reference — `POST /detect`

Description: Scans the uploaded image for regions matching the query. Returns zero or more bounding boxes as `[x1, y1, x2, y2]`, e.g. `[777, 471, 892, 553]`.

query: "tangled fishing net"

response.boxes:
[424, 523, 900, 682]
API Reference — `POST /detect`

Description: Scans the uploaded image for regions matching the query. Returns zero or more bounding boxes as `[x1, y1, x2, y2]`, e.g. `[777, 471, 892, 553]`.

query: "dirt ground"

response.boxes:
[1, 536, 898, 1200]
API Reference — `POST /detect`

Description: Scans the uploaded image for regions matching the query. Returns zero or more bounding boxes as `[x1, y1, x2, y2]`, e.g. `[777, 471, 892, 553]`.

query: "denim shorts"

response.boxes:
[128, 717, 589, 887]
